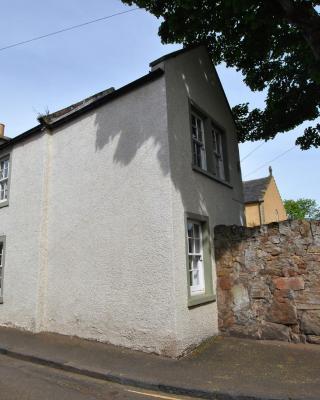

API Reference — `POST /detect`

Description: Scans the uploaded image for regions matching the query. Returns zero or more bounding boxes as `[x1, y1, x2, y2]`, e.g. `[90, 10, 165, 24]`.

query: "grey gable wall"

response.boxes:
[156, 46, 244, 353]
[0, 132, 49, 331]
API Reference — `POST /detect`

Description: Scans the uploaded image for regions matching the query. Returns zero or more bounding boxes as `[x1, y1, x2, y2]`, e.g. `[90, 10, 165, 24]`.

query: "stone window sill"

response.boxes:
[188, 293, 216, 308]
[0, 200, 8, 209]
[192, 165, 233, 189]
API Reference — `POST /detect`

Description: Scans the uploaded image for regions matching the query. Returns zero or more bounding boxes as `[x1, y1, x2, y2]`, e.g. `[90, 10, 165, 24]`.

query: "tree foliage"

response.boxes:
[123, 0, 320, 149]
[284, 198, 320, 220]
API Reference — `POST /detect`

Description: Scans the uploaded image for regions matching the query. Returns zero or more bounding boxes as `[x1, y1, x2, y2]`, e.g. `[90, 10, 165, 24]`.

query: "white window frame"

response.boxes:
[0, 156, 10, 205]
[212, 124, 225, 181]
[191, 113, 207, 170]
[0, 236, 6, 303]
[187, 220, 205, 295]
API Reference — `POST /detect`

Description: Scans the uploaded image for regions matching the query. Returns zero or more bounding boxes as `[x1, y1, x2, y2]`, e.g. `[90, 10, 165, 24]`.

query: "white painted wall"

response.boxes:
[0, 133, 48, 331]
[153, 46, 244, 354]
[43, 76, 179, 355]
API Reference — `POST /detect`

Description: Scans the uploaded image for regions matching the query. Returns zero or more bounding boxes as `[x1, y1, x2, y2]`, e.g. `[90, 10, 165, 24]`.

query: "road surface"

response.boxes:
[0, 354, 194, 400]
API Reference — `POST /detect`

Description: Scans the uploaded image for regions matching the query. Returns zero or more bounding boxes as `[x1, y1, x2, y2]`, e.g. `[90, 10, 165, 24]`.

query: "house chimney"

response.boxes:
[0, 124, 4, 138]
[269, 166, 273, 176]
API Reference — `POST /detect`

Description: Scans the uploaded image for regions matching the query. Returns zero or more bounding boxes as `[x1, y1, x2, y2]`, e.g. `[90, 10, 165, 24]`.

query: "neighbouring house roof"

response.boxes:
[0, 136, 11, 144]
[243, 177, 271, 204]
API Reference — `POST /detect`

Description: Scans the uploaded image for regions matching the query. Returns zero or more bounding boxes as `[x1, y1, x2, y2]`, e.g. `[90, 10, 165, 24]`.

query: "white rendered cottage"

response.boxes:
[0, 46, 244, 357]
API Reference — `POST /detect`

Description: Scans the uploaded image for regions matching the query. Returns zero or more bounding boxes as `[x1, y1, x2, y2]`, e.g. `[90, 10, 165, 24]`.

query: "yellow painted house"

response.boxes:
[243, 167, 287, 227]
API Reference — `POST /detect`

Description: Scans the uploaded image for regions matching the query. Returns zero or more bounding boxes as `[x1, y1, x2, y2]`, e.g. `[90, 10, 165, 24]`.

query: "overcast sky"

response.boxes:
[1, 0, 319, 202]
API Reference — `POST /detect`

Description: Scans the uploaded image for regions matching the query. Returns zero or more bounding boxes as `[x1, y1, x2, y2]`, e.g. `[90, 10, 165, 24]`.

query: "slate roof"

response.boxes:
[243, 176, 271, 203]
[42, 87, 115, 125]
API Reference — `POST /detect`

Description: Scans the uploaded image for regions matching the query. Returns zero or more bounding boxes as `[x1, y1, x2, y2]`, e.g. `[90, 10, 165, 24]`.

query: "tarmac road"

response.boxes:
[0, 354, 194, 400]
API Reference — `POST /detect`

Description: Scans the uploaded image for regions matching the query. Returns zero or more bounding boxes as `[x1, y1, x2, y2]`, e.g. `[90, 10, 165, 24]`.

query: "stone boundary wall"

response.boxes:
[214, 220, 320, 344]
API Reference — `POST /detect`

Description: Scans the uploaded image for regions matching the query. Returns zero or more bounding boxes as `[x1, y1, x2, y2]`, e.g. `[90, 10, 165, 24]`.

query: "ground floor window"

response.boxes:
[186, 214, 215, 307]
[0, 237, 5, 303]
[187, 220, 205, 295]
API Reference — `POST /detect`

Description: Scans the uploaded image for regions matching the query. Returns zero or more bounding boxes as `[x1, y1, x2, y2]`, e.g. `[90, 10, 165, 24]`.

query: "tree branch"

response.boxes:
[275, 0, 320, 61]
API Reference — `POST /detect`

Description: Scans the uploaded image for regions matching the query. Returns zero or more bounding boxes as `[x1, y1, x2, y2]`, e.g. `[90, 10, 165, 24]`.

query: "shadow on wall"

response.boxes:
[92, 62, 243, 228]
[214, 220, 320, 345]
[94, 94, 170, 176]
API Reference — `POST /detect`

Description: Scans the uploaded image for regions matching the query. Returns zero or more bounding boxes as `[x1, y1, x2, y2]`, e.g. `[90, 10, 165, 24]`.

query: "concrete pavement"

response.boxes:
[0, 327, 319, 400]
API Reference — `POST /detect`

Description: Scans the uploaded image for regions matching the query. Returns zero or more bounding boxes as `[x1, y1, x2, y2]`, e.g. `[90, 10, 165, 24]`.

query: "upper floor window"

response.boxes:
[212, 124, 225, 181]
[0, 157, 9, 204]
[191, 113, 207, 170]
[190, 104, 228, 183]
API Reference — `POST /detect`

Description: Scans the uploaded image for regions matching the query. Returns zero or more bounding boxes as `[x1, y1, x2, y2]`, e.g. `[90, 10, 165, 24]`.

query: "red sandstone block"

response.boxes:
[219, 277, 232, 290]
[273, 277, 305, 291]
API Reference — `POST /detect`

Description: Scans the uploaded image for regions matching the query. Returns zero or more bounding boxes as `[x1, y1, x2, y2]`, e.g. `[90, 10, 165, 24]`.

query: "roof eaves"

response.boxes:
[244, 199, 264, 205]
[0, 125, 42, 151]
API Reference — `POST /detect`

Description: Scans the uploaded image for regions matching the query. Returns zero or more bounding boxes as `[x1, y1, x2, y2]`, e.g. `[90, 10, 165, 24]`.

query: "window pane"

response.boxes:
[192, 143, 197, 165]
[194, 239, 201, 254]
[0, 183, 4, 200]
[196, 119, 202, 141]
[0, 181, 7, 201]
[189, 270, 193, 286]
[217, 131, 223, 155]
[188, 238, 194, 254]
[195, 255, 202, 269]
[3, 164, 8, 178]
[218, 159, 225, 180]
[0, 160, 9, 180]
[193, 268, 199, 286]
[187, 222, 193, 238]
[0, 241, 4, 297]
[212, 130, 217, 152]
[196, 144, 201, 168]
[193, 224, 200, 238]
